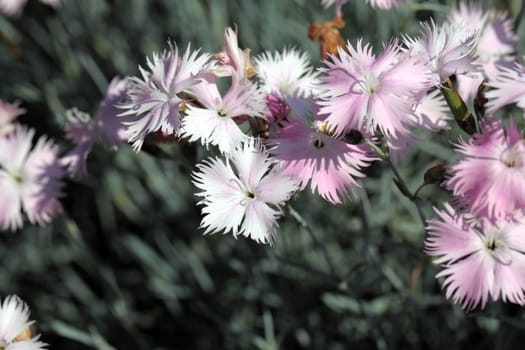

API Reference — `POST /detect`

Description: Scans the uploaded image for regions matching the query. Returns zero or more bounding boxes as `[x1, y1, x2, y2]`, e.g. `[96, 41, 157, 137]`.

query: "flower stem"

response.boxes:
[287, 205, 338, 280]
[405, 2, 450, 13]
[386, 158, 427, 228]
[514, 0, 525, 32]
[413, 182, 427, 199]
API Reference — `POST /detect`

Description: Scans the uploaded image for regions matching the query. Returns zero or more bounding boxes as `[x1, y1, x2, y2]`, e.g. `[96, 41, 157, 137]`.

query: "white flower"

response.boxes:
[192, 139, 298, 244]
[182, 74, 265, 154]
[254, 48, 319, 98]
[0, 295, 46, 350]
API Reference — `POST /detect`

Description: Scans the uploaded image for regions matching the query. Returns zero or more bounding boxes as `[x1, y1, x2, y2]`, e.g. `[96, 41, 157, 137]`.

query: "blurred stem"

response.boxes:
[273, 254, 333, 280]
[386, 158, 427, 228]
[364, 138, 426, 227]
[413, 182, 428, 199]
[364, 138, 388, 159]
[287, 205, 337, 280]
[514, 0, 525, 32]
[405, 2, 450, 13]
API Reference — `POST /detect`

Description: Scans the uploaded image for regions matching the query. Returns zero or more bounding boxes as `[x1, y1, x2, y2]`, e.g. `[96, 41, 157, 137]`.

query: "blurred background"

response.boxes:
[1, 0, 525, 349]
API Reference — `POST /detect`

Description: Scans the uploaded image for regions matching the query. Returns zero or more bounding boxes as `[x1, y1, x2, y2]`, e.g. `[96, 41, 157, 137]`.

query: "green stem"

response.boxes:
[514, 0, 525, 32]
[288, 205, 338, 280]
[405, 2, 450, 13]
[386, 158, 427, 228]
[413, 183, 427, 199]
[364, 138, 388, 160]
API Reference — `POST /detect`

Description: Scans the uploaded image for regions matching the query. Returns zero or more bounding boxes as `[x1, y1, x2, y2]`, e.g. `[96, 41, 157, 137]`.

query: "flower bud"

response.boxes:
[424, 163, 447, 185]
[440, 80, 476, 135]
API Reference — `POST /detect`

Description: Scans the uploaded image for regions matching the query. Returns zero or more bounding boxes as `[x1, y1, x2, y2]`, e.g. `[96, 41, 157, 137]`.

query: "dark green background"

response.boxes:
[1, 0, 524, 349]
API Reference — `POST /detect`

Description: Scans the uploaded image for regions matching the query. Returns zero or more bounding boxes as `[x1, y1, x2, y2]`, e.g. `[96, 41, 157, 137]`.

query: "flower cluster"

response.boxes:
[59, 3, 525, 312]
[418, 5, 525, 312]
[3, 0, 525, 315]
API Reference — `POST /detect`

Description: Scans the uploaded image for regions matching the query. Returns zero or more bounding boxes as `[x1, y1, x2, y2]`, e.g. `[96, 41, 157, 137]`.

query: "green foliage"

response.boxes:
[2, 0, 525, 349]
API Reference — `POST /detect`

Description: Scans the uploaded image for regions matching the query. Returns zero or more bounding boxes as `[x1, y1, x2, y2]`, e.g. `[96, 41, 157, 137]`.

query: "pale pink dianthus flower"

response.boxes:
[270, 107, 375, 204]
[0, 125, 63, 231]
[319, 39, 431, 151]
[486, 59, 525, 113]
[404, 20, 479, 85]
[120, 44, 211, 151]
[449, 4, 517, 100]
[426, 203, 525, 310]
[446, 118, 525, 220]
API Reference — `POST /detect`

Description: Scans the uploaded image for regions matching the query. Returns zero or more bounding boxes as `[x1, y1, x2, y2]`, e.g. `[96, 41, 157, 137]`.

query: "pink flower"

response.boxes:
[270, 113, 374, 204]
[264, 93, 291, 125]
[254, 48, 319, 98]
[0, 100, 25, 136]
[120, 44, 211, 150]
[62, 77, 129, 176]
[61, 109, 96, 176]
[96, 77, 129, 149]
[425, 203, 525, 310]
[446, 118, 525, 220]
[319, 39, 430, 149]
[486, 60, 525, 113]
[450, 4, 517, 100]
[181, 74, 265, 154]
[192, 139, 298, 244]
[0, 295, 47, 350]
[0, 126, 63, 231]
[404, 20, 479, 85]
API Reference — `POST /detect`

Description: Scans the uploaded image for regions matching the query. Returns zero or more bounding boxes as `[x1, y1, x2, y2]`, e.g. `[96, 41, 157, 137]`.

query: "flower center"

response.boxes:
[310, 133, 325, 149]
[229, 178, 256, 205]
[362, 72, 380, 94]
[279, 80, 294, 96]
[500, 147, 523, 168]
[217, 108, 228, 118]
[8, 170, 24, 184]
[483, 228, 513, 265]
[313, 139, 324, 148]
[486, 236, 498, 251]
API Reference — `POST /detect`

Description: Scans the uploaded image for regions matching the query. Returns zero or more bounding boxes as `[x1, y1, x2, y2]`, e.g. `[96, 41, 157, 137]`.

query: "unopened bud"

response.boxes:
[474, 80, 488, 119]
[424, 163, 447, 185]
[440, 80, 477, 135]
[341, 129, 363, 144]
